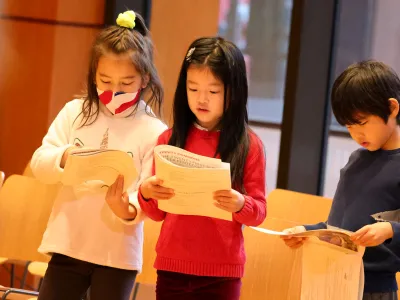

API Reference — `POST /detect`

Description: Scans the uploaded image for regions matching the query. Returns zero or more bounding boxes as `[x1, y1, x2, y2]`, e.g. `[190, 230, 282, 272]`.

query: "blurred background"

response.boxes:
[1, 0, 400, 296]
[2, 0, 399, 198]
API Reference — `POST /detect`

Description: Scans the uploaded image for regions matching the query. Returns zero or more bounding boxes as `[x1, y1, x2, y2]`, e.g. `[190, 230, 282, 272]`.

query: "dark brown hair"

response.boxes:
[79, 12, 163, 126]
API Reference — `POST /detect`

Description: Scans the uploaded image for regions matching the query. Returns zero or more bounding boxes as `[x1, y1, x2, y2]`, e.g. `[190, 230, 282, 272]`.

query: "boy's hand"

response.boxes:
[280, 226, 308, 249]
[213, 189, 245, 213]
[351, 222, 394, 247]
[140, 176, 174, 200]
[105, 175, 137, 220]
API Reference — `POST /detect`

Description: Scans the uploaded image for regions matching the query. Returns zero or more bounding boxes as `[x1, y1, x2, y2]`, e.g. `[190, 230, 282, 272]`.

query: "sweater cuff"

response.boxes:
[52, 144, 74, 183]
[304, 222, 327, 231]
[388, 222, 400, 245]
[137, 185, 158, 210]
[234, 196, 253, 220]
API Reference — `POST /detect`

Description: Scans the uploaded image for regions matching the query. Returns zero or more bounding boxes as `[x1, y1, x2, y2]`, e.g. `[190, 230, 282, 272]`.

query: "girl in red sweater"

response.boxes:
[138, 37, 267, 300]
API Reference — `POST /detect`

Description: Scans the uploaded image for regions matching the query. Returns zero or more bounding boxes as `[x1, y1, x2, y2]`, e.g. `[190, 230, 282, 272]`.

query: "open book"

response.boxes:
[250, 226, 360, 253]
[62, 148, 138, 192]
[154, 145, 232, 221]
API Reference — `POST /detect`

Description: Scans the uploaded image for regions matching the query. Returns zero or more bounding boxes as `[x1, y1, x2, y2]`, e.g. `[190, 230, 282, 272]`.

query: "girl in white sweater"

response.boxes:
[31, 10, 166, 300]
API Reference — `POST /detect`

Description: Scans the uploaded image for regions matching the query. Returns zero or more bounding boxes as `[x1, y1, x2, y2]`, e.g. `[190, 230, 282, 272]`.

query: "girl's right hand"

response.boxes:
[60, 146, 77, 168]
[140, 176, 174, 200]
[280, 226, 308, 249]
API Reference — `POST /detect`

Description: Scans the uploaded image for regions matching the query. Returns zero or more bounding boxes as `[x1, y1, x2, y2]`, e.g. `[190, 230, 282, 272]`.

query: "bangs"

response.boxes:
[331, 66, 392, 126]
[332, 78, 371, 125]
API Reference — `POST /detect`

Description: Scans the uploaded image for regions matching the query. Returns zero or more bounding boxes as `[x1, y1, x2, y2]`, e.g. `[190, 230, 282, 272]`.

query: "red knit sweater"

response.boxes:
[138, 126, 267, 278]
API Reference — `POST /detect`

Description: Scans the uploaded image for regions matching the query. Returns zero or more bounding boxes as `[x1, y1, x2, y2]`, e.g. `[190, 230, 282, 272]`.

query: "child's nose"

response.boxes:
[198, 92, 209, 103]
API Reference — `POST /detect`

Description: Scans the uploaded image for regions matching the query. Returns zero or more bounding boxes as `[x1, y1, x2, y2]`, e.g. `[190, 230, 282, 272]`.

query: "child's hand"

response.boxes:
[106, 175, 137, 220]
[351, 222, 394, 247]
[60, 146, 79, 168]
[213, 189, 245, 213]
[140, 176, 174, 200]
[280, 226, 308, 249]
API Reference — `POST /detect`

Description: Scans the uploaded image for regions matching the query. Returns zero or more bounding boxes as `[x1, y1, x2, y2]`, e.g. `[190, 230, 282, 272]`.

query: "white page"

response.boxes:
[154, 145, 232, 221]
[154, 145, 222, 168]
[62, 148, 138, 192]
[250, 226, 287, 235]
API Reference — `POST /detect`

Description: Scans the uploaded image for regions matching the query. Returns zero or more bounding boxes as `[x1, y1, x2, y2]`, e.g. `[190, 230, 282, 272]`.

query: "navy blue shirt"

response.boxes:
[305, 148, 400, 293]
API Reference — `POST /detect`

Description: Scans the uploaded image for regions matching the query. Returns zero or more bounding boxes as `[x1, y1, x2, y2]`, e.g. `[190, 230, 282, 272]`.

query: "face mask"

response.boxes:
[97, 88, 141, 115]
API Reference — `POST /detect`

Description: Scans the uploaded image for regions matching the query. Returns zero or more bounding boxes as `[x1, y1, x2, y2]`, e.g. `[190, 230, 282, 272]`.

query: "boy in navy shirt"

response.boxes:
[282, 60, 400, 300]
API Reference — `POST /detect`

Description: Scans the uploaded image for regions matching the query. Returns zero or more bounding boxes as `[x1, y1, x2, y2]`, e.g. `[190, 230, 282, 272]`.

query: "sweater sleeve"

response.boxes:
[302, 150, 365, 231]
[304, 222, 328, 231]
[30, 102, 76, 184]
[137, 130, 171, 222]
[120, 120, 168, 225]
[233, 135, 267, 226]
[386, 222, 400, 246]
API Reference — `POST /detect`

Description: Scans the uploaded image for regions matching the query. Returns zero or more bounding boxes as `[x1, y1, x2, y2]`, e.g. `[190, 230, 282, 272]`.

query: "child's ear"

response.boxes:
[389, 98, 399, 118]
[141, 74, 150, 89]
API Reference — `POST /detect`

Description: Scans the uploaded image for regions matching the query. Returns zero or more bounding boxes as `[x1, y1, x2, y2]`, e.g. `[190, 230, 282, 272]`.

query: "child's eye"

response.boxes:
[101, 80, 111, 84]
[122, 82, 133, 86]
[360, 121, 368, 126]
[210, 91, 220, 94]
[188, 88, 197, 92]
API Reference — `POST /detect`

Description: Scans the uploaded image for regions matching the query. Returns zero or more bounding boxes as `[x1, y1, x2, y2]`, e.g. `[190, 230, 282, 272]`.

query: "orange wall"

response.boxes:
[150, 0, 220, 125]
[0, 0, 103, 178]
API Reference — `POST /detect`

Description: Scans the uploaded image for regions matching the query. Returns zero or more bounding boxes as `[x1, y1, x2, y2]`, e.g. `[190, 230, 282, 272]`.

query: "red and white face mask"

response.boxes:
[97, 88, 141, 115]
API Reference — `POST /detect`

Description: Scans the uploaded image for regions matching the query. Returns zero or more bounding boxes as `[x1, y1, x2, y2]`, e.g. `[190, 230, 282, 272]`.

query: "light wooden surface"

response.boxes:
[136, 220, 162, 285]
[22, 162, 34, 178]
[0, 171, 4, 188]
[0, 175, 59, 262]
[398, 274, 400, 299]
[240, 189, 333, 300]
[27, 262, 48, 278]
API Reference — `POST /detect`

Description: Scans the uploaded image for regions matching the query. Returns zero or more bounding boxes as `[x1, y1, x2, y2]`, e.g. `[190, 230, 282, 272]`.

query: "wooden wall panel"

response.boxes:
[0, 19, 55, 176]
[0, 2, 102, 178]
[0, 0, 58, 20]
[150, 0, 220, 125]
[0, 0, 104, 24]
[48, 26, 99, 122]
[0, 21, 99, 177]
[55, 0, 105, 24]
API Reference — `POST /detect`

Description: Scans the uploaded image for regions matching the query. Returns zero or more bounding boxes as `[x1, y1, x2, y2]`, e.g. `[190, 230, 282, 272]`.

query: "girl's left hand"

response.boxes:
[106, 175, 137, 220]
[213, 189, 245, 213]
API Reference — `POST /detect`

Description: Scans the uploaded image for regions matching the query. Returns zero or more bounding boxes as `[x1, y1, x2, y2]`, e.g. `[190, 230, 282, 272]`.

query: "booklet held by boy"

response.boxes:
[250, 226, 362, 253]
[154, 145, 232, 221]
[62, 148, 138, 192]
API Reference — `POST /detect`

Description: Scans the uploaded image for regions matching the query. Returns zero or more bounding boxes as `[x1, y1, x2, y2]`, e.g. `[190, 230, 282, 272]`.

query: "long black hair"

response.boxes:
[169, 37, 250, 192]
[78, 11, 163, 126]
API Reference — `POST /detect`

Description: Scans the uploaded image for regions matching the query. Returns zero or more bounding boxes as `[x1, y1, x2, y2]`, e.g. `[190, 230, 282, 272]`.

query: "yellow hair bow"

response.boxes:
[116, 10, 136, 29]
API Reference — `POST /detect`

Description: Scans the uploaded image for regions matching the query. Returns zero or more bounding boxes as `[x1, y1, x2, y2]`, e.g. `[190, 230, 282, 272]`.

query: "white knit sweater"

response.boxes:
[31, 99, 167, 271]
